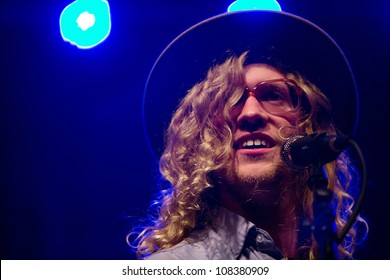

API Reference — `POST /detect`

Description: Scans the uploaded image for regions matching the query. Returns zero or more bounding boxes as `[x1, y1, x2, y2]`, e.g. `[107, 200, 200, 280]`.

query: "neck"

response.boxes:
[218, 186, 301, 259]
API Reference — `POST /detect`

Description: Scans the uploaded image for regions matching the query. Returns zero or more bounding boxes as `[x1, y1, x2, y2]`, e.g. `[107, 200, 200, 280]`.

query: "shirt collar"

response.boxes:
[210, 207, 255, 258]
[210, 206, 283, 259]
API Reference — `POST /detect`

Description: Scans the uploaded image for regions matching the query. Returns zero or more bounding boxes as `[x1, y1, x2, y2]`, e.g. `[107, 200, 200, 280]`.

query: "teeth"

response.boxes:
[241, 138, 271, 148]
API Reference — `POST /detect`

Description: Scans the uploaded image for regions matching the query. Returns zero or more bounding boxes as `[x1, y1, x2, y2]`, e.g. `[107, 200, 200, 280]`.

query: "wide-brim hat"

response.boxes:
[143, 10, 358, 159]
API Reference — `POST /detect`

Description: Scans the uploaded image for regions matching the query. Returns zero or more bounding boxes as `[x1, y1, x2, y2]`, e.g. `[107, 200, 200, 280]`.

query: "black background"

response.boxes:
[1, 0, 389, 259]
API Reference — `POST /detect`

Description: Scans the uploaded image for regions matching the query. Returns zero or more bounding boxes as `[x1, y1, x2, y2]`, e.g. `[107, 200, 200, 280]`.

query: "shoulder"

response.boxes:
[145, 226, 235, 260]
[146, 238, 210, 260]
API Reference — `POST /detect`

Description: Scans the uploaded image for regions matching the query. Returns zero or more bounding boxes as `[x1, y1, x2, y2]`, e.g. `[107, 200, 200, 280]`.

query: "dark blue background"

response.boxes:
[1, 0, 389, 259]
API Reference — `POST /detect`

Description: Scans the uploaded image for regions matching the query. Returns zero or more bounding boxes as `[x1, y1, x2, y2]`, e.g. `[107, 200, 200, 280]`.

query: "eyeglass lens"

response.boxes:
[248, 80, 300, 114]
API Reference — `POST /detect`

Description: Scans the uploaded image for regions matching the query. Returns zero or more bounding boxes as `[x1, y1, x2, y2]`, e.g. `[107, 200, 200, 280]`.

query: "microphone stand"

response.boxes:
[308, 163, 339, 260]
[282, 133, 366, 259]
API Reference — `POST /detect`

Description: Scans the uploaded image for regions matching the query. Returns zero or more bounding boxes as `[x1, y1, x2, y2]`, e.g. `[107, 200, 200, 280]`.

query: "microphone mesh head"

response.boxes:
[281, 134, 308, 171]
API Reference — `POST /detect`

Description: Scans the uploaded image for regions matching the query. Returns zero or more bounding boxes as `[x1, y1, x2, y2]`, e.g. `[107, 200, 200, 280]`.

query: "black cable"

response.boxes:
[336, 138, 367, 244]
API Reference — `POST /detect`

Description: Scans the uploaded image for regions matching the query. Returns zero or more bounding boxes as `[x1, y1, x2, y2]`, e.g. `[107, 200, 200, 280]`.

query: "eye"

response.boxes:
[262, 90, 284, 101]
[259, 84, 289, 102]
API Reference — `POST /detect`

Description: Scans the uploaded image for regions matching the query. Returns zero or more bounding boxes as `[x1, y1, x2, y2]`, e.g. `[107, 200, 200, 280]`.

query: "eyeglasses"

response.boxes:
[238, 78, 304, 115]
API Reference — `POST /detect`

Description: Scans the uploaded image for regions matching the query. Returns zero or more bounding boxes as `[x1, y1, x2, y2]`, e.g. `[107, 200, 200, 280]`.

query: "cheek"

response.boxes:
[229, 108, 239, 120]
[278, 125, 299, 139]
[279, 111, 301, 126]
[273, 112, 301, 138]
[227, 105, 243, 127]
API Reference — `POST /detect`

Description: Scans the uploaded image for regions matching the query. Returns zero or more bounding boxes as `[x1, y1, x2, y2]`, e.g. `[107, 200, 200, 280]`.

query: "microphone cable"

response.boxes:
[336, 138, 367, 244]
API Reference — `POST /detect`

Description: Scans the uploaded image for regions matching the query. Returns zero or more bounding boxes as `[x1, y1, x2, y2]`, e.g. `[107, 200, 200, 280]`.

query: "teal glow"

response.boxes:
[228, 0, 282, 12]
[59, 0, 111, 49]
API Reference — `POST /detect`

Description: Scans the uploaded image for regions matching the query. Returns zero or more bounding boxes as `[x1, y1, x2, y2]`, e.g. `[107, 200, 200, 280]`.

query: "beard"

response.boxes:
[215, 155, 297, 208]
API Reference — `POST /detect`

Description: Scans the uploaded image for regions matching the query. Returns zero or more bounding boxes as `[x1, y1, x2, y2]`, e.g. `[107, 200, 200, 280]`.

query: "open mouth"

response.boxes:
[233, 135, 276, 150]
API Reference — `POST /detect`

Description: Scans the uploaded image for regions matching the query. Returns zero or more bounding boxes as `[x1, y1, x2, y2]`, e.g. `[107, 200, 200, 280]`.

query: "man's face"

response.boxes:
[220, 63, 300, 206]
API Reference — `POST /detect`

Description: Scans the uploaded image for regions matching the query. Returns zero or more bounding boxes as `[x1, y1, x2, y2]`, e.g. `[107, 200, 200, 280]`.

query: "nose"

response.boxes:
[236, 95, 269, 131]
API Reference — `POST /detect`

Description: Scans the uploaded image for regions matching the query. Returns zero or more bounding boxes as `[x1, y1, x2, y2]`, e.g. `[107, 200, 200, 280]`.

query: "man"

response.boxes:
[134, 10, 367, 259]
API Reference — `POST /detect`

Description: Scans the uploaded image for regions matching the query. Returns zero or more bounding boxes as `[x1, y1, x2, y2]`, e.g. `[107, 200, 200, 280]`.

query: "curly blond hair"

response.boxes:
[131, 52, 367, 259]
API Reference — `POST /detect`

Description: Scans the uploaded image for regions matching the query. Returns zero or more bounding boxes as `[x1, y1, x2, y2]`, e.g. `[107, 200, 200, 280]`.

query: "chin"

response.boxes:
[236, 161, 278, 178]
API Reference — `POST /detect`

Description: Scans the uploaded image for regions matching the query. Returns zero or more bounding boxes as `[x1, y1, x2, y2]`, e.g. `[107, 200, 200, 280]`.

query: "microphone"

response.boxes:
[281, 132, 350, 171]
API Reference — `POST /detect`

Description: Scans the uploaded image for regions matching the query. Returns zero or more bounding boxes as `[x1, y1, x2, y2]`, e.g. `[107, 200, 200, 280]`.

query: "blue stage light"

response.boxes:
[60, 0, 111, 49]
[228, 0, 282, 12]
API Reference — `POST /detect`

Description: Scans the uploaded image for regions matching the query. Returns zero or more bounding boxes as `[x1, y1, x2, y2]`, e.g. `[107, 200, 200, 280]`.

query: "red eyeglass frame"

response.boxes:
[243, 78, 305, 113]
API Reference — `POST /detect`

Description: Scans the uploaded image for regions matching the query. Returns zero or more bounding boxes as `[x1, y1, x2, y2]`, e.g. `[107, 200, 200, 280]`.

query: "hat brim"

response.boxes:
[143, 10, 358, 158]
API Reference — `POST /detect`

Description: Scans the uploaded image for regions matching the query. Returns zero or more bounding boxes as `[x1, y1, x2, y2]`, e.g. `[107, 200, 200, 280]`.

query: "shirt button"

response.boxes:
[256, 234, 264, 243]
